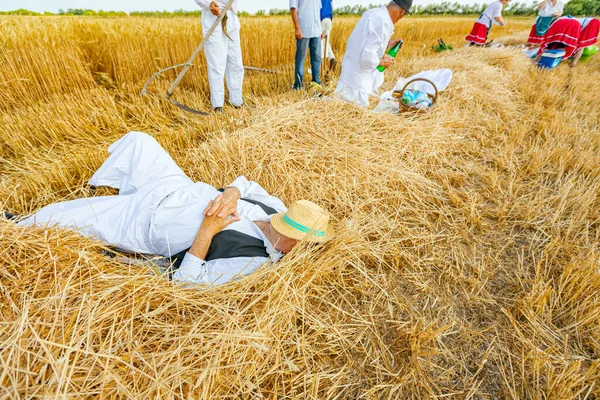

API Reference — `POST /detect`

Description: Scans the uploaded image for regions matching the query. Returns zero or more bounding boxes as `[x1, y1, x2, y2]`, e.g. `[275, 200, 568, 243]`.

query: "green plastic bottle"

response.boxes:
[377, 40, 404, 72]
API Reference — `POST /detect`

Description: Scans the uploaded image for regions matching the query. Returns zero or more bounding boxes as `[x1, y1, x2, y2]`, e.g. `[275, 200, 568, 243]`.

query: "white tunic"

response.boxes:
[335, 6, 394, 107]
[18, 131, 287, 284]
[538, 0, 563, 17]
[575, 17, 593, 30]
[194, 0, 238, 14]
[289, 0, 322, 38]
[194, 0, 244, 108]
[476, 1, 503, 27]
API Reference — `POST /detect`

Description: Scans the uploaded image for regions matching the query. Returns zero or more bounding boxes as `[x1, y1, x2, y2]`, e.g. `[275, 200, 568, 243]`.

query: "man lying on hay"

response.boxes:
[4, 131, 335, 286]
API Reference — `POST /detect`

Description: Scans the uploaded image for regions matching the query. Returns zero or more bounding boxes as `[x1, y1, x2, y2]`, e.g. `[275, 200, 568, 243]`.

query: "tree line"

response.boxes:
[1, 1, 598, 17]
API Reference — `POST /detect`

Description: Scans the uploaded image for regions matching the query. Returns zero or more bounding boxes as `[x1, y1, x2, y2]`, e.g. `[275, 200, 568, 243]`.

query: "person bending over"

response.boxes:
[7, 131, 335, 286]
[534, 16, 599, 68]
[335, 0, 411, 107]
[465, 0, 510, 46]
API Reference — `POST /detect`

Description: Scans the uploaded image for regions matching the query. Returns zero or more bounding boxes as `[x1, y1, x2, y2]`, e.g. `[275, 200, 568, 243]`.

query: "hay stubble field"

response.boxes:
[1, 14, 599, 399]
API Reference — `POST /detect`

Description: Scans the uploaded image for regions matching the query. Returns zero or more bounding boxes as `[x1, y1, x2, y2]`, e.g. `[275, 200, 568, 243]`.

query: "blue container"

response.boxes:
[538, 49, 566, 69]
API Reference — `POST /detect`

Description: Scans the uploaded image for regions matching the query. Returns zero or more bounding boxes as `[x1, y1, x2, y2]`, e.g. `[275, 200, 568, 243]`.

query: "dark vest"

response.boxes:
[169, 196, 278, 274]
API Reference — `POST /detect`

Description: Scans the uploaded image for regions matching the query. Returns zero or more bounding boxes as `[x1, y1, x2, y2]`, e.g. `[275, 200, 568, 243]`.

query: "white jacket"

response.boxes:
[336, 6, 395, 106]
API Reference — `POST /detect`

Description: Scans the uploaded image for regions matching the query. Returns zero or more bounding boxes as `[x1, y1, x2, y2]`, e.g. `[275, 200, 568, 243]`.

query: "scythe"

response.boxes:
[141, 0, 235, 116]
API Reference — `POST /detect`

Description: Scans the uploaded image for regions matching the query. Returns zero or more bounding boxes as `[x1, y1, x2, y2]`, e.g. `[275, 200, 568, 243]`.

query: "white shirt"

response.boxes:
[170, 177, 288, 286]
[194, 0, 238, 14]
[476, 1, 503, 27]
[290, 0, 322, 38]
[335, 6, 394, 106]
[538, 0, 563, 17]
[575, 17, 593, 30]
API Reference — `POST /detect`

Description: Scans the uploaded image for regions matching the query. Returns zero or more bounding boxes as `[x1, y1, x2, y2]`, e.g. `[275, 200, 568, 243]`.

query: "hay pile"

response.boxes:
[1, 23, 600, 398]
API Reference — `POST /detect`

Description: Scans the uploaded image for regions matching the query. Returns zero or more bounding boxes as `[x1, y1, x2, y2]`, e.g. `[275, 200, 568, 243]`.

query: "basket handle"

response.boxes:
[400, 77, 439, 104]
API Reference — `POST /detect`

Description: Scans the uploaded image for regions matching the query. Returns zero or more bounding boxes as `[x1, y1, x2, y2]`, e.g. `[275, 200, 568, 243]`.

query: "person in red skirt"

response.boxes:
[535, 16, 600, 67]
[465, 0, 510, 46]
[570, 17, 600, 67]
[536, 16, 581, 60]
[526, 0, 564, 48]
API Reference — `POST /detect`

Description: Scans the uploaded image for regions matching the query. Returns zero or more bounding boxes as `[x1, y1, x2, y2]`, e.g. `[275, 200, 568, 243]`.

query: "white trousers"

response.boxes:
[203, 11, 244, 108]
[18, 132, 215, 256]
[335, 81, 371, 107]
[321, 18, 335, 61]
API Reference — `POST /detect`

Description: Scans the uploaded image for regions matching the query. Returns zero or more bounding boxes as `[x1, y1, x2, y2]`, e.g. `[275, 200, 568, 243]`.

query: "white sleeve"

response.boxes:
[203, 257, 269, 286]
[556, 2, 564, 13]
[175, 256, 270, 286]
[227, 176, 254, 197]
[228, 176, 287, 213]
[173, 253, 207, 283]
[360, 18, 386, 71]
[492, 2, 503, 17]
[194, 0, 212, 10]
[290, 0, 298, 9]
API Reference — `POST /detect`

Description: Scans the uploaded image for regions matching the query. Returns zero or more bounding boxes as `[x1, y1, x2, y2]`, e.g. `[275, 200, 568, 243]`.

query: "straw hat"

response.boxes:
[271, 200, 335, 243]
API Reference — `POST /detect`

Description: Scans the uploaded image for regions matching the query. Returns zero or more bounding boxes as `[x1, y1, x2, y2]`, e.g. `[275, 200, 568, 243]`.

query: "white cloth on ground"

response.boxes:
[18, 131, 287, 285]
[289, 0, 322, 38]
[375, 69, 453, 113]
[321, 17, 335, 61]
[380, 69, 453, 99]
[538, 0, 563, 17]
[196, 0, 244, 108]
[522, 47, 539, 58]
[335, 6, 394, 107]
[476, 1, 503, 27]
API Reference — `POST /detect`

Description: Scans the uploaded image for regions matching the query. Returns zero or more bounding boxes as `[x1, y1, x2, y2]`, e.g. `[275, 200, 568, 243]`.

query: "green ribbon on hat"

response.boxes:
[283, 214, 326, 237]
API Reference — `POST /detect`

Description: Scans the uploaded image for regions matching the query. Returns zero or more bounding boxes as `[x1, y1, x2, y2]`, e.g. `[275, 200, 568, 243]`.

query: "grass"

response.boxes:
[1, 15, 599, 399]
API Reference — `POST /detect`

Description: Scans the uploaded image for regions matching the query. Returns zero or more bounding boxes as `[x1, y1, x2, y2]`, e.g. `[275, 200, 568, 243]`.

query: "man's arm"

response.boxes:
[203, 186, 241, 217]
[188, 211, 240, 260]
[225, 176, 287, 212]
[493, 3, 506, 26]
[195, 0, 221, 16]
[360, 20, 391, 70]
[290, 1, 303, 39]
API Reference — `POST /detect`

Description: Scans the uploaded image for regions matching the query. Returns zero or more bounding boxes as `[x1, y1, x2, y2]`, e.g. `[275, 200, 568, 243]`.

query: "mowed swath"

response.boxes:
[1, 15, 599, 399]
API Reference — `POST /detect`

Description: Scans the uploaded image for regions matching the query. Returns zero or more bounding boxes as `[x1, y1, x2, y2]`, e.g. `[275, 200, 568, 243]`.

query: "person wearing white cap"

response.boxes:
[335, 0, 411, 107]
[12, 131, 335, 286]
[194, 0, 245, 113]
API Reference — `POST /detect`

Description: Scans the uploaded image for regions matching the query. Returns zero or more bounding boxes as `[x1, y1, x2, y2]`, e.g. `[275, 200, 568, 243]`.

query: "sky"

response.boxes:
[0, 0, 482, 14]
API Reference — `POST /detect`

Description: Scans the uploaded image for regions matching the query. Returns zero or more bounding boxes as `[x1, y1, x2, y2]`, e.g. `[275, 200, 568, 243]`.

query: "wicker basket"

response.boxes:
[393, 77, 439, 113]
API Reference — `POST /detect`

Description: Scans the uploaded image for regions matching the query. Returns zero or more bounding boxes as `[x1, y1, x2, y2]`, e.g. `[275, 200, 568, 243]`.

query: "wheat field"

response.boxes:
[1, 14, 599, 399]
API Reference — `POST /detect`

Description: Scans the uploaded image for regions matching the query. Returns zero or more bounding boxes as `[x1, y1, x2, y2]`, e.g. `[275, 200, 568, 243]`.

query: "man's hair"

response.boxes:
[387, 1, 408, 15]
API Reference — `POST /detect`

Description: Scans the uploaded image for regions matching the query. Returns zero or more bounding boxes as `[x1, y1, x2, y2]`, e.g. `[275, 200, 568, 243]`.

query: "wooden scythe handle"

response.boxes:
[166, 0, 236, 98]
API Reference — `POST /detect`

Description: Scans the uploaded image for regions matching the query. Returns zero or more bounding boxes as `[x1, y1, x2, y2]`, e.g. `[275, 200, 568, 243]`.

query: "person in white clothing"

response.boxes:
[290, 0, 323, 89]
[320, 0, 337, 71]
[335, 0, 411, 107]
[465, 0, 510, 46]
[11, 131, 336, 286]
[527, 0, 564, 47]
[537, 0, 563, 17]
[194, 0, 245, 112]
